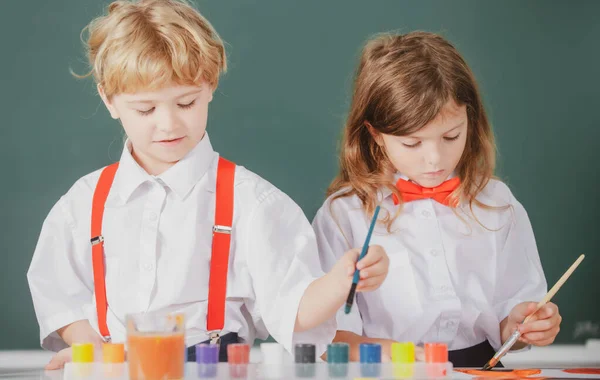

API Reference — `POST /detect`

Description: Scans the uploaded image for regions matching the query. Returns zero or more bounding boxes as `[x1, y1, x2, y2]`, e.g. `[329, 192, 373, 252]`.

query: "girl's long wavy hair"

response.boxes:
[328, 32, 499, 231]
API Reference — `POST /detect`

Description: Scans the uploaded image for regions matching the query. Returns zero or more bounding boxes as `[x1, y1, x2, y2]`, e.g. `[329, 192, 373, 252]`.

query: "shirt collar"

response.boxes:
[380, 172, 407, 200]
[111, 133, 217, 203]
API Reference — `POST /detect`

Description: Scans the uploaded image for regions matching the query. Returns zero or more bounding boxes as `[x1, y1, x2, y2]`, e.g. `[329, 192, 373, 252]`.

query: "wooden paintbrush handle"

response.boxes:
[522, 254, 585, 324]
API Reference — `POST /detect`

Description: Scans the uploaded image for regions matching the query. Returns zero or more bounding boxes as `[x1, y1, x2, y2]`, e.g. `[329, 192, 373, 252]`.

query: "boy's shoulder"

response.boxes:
[63, 165, 111, 201]
[231, 164, 288, 205]
[44, 165, 114, 231]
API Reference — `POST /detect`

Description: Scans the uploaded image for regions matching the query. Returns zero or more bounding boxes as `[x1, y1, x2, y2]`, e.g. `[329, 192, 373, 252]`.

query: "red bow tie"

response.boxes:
[392, 177, 461, 207]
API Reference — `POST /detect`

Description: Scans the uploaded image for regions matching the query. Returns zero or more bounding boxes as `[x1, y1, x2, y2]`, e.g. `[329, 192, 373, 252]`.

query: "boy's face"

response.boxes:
[372, 99, 468, 188]
[99, 82, 213, 175]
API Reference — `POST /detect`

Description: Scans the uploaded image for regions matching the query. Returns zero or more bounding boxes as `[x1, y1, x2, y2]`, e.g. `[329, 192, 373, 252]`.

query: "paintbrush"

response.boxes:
[344, 205, 381, 314]
[482, 254, 585, 370]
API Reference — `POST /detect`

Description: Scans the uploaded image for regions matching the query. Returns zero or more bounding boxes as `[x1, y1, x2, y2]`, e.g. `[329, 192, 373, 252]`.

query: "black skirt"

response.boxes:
[186, 332, 240, 363]
[449, 340, 503, 368]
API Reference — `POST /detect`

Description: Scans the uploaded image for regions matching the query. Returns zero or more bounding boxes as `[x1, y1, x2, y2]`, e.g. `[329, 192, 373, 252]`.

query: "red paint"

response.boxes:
[563, 368, 600, 375]
[454, 368, 542, 378]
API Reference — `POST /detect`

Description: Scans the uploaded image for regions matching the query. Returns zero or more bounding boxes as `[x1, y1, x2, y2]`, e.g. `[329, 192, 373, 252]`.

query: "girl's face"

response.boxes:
[373, 99, 468, 188]
[99, 82, 214, 176]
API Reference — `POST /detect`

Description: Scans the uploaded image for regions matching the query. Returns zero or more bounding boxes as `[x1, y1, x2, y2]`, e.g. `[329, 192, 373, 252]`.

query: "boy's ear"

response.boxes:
[208, 85, 214, 103]
[98, 84, 120, 119]
[365, 121, 383, 146]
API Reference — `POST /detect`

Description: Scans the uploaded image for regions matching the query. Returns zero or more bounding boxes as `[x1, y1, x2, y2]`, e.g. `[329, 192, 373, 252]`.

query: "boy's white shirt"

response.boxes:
[27, 133, 335, 355]
[312, 173, 547, 351]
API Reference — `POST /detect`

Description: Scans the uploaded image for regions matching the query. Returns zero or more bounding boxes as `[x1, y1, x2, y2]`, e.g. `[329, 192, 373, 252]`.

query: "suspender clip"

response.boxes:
[208, 331, 221, 345]
[91, 236, 104, 246]
[213, 225, 232, 235]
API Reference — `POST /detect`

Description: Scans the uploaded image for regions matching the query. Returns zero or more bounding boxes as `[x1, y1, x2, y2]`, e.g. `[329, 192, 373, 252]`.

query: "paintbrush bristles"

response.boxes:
[481, 357, 498, 371]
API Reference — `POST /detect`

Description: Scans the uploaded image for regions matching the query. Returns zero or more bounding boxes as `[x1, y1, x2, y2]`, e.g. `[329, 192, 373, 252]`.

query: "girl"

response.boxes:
[313, 31, 561, 367]
[27, 0, 389, 369]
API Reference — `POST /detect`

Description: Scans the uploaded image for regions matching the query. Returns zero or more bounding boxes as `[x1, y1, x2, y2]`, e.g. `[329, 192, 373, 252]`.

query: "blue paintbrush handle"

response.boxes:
[352, 205, 381, 285]
[345, 205, 381, 314]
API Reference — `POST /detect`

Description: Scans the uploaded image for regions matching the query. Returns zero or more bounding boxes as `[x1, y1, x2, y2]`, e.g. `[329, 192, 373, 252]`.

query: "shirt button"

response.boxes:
[430, 249, 440, 257]
[149, 212, 157, 221]
[421, 210, 431, 218]
[143, 263, 154, 271]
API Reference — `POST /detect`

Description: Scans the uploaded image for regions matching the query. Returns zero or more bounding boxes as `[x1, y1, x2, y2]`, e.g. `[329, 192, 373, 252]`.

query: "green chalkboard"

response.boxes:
[1, 1, 598, 349]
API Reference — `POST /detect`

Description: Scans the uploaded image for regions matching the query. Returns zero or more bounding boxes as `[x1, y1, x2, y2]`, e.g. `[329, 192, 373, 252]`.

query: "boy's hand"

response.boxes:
[506, 302, 562, 346]
[45, 347, 72, 370]
[45, 320, 106, 370]
[333, 245, 389, 293]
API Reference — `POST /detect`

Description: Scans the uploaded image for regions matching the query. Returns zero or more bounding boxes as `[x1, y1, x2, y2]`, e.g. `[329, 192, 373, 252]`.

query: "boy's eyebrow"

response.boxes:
[126, 89, 203, 104]
[174, 88, 204, 99]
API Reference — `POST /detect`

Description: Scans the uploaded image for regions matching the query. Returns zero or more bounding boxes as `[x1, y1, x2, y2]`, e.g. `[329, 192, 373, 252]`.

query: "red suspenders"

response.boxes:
[90, 157, 236, 343]
[90, 162, 119, 341]
[206, 158, 235, 343]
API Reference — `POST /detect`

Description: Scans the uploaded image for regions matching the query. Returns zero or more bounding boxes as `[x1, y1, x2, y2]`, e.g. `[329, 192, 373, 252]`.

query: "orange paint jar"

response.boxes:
[126, 312, 185, 380]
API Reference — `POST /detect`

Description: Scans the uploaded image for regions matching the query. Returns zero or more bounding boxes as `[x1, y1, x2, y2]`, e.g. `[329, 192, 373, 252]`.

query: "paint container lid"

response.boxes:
[260, 343, 285, 364]
[391, 342, 415, 363]
[72, 343, 94, 363]
[102, 343, 124, 363]
[260, 343, 285, 379]
[294, 343, 316, 363]
[227, 343, 250, 364]
[327, 343, 349, 364]
[359, 343, 382, 363]
[425, 342, 448, 363]
[196, 343, 219, 364]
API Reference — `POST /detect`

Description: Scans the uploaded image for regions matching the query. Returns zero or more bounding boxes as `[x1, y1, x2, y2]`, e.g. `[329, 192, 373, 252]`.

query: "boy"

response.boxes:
[27, 0, 389, 369]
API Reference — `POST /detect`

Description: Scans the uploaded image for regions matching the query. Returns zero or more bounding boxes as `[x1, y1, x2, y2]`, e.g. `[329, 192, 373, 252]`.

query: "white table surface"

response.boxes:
[1, 342, 598, 379]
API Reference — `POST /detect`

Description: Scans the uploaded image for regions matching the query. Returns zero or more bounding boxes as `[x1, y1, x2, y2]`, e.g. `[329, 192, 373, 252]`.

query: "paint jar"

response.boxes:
[126, 312, 185, 380]
[359, 343, 381, 378]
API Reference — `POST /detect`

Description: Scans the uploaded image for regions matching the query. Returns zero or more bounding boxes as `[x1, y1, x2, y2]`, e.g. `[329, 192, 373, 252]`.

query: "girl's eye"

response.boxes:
[402, 141, 421, 148]
[444, 134, 460, 141]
